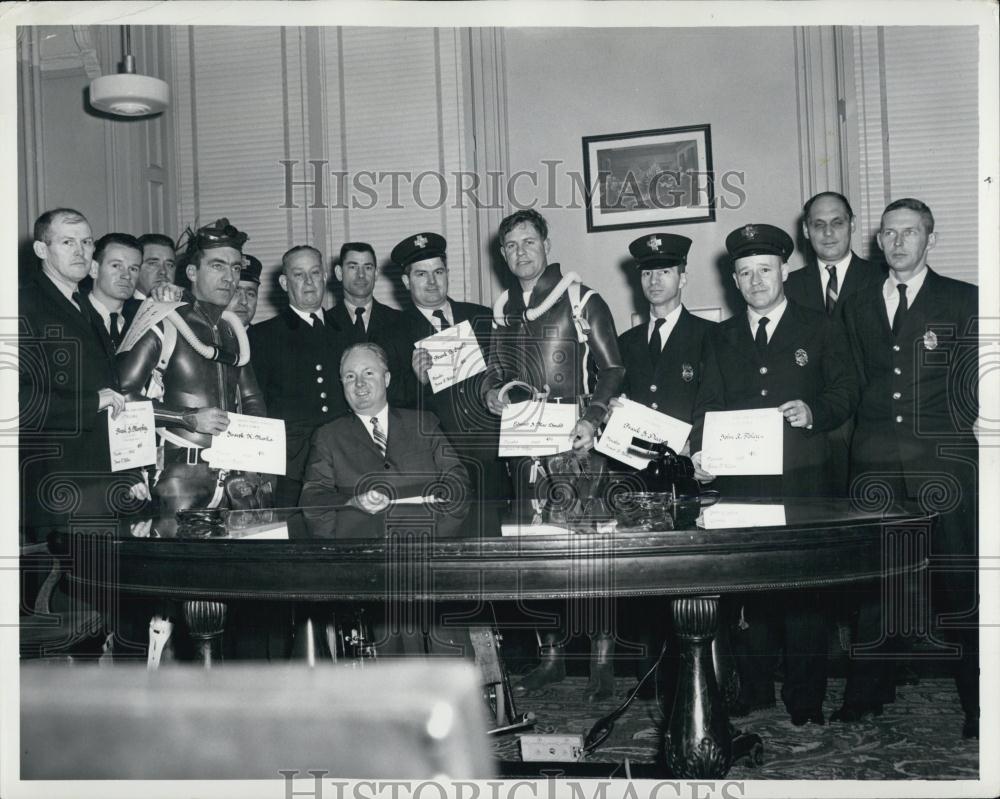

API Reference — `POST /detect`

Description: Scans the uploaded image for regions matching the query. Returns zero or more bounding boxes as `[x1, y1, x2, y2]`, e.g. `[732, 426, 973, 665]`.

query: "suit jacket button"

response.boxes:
[895, 415, 903, 423]
[317, 376, 324, 383]
[893, 367, 901, 375]
[759, 366, 768, 375]
[651, 403, 658, 410]
[320, 392, 327, 399]
[315, 364, 323, 371]
[761, 389, 768, 397]
[892, 392, 901, 400]
[649, 384, 657, 392]
[892, 345, 901, 352]
[384, 463, 391, 469]
[321, 405, 328, 413]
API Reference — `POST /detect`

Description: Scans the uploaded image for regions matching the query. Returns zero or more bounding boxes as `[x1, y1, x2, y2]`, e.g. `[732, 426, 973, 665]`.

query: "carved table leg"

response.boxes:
[183, 600, 227, 668]
[664, 596, 733, 778]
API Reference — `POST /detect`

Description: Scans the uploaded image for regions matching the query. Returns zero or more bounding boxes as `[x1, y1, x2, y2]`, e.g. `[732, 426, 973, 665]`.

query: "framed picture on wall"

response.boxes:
[582, 124, 715, 232]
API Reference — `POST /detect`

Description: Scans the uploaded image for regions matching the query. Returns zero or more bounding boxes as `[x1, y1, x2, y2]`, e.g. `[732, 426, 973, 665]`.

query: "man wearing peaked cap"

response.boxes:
[617, 232, 717, 699]
[227, 254, 262, 329]
[688, 221, 859, 726]
[393, 232, 510, 507]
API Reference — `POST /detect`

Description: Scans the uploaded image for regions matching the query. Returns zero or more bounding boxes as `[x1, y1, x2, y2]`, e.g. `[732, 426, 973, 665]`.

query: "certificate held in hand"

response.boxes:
[701, 408, 783, 476]
[203, 413, 287, 475]
[417, 320, 487, 394]
[595, 398, 692, 469]
[498, 400, 578, 457]
[107, 401, 157, 471]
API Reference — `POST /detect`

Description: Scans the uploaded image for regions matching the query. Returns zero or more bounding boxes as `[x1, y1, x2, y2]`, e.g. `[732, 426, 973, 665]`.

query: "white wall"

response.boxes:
[502, 27, 807, 331]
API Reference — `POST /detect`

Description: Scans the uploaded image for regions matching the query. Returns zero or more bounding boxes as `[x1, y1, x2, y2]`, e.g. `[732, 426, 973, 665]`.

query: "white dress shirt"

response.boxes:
[883, 265, 928, 321]
[88, 293, 120, 336]
[291, 305, 325, 327]
[747, 298, 788, 343]
[344, 300, 372, 332]
[418, 302, 453, 332]
[819, 252, 853, 297]
[359, 404, 390, 447]
[647, 304, 683, 352]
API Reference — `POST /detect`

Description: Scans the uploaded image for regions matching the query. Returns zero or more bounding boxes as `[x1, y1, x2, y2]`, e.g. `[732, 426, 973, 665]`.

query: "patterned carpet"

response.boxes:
[492, 676, 979, 779]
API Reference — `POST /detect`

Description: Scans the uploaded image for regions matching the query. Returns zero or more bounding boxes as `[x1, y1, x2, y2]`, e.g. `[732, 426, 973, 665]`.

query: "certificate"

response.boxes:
[107, 401, 157, 471]
[700, 408, 783, 476]
[498, 400, 578, 457]
[595, 398, 692, 469]
[204, 413, 287, 475]
[698, 502, 787, 529]
[418, 320, 487, 394]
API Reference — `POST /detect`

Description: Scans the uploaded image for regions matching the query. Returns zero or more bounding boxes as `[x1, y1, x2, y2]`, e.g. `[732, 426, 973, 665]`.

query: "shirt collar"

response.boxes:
[344, 299, 373, 318]
[358, 404, 389, 437]
[747, 297, 788, 331]
[290, 305, 323, 326]
[88, 293, 115, 323]
[819, 252, 852, 271]
[884, 265, 929, 300]
[649, 303, 683, 327]
[418, 301, 451, 330]
[43, 271, 79, 307]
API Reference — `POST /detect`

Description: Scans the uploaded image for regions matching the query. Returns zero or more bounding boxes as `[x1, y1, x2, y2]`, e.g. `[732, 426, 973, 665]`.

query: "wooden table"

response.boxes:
[52, 497, 932, 778]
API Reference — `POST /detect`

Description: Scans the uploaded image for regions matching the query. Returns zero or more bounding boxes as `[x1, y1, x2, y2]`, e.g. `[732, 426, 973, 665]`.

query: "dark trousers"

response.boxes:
[729, 591, 828, 713]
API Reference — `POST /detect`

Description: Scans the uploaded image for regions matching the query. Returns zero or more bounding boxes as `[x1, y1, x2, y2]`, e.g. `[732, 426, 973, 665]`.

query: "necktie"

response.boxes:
[353, 307, 365, 338]
[433, 309, 450, 331]
[648, 318, 666, 365]
[109, 312, 122, 348]
[755, 316, 770, 358]
[891, 284, 908, 337]
[825, 265, 839, 315]
[310, 312, 324, 328]
[370, 416, 387, 457]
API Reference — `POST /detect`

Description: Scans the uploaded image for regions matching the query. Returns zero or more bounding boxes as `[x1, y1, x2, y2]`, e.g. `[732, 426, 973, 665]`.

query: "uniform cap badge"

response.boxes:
[923, 330, 938, 350]
[681, 363, 694, 382]
[794, 348, 808, 367]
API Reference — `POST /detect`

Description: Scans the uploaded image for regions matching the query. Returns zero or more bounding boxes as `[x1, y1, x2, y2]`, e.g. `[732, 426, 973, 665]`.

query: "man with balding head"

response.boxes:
[250, 246, 349, 507]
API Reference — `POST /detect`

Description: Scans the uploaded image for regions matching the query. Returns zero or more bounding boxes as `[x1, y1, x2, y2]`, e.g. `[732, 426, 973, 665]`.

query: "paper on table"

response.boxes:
[698, 503, 786, 529]
[418, 320, 487, 394]
[701, 408, 783, 476]
[498, 400, 578, 457]
[203, 413, 286, 475]
[595, 398, 692, 469]
[108, 401, 157, 471]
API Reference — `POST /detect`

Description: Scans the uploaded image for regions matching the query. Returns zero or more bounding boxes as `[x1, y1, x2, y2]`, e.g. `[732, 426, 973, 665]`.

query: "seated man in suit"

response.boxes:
[301, 342, 472, 657]
[301, 342, 470, 538]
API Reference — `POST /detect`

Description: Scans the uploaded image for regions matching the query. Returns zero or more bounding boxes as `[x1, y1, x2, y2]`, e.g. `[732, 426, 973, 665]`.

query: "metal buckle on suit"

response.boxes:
[186, 447, 201, 466]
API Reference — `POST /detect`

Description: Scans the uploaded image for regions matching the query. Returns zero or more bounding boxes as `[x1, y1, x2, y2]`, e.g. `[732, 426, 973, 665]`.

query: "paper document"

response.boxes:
[498, 400, 578, 457]
[418, 320, 487, 394]
[595, 398, 692, 469]
[204, 413, 287, 475]
[108, 401, 157, 471]
[699, 503, 787, 529]
[700, 408, 783, 476]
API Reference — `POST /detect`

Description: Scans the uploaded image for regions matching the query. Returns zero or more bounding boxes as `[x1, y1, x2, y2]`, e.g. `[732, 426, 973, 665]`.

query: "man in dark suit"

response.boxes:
[85, 233, 143, 352]
[19, 208, 129, 536]
[391, 232, 509, 505]
[691, 223, 859, 726]
[837, 198, 979, 738]
[300, 342, 470, 538]
[250, 246, 350, 508]
[785, 191, 885, 493]
[227, 254, 262, 329]
[618, 232, 715, 423]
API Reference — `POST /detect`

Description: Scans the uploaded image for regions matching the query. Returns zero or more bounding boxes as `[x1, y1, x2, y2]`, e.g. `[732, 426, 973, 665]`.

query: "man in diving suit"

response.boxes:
[118, 218, 269, 526]
[485, 209, 625, 701]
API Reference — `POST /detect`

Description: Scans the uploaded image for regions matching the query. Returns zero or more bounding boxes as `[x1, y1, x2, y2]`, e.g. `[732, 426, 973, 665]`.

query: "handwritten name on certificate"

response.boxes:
[595, 398, 692, 469]
[418, 320, 487, 394]
[498, 401, 578, 457]
[701, 408, 783, 475]
[108, 401, 157, 471]
[205, 413, 287, 475]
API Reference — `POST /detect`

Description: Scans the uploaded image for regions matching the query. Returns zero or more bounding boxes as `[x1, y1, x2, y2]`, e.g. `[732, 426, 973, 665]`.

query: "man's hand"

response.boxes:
[150, 284, 184, 303]
[778, 400, 813, 429]
[486, 387, 509, 416]
[98, 388, 126, 419]
[186, 407, 230, 435]
[692, 451, 716, 484]
[570, 418, 596, 453]
[412, 348, 433, 385]
[354, 489, 391, 515]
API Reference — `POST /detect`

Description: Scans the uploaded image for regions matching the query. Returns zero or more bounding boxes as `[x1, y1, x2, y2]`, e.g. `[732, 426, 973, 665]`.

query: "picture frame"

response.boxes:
[582, 124, 715, 232]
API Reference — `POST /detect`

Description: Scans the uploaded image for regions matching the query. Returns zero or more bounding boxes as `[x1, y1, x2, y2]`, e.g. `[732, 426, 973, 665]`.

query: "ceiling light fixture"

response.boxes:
[89, 26, 169, 117]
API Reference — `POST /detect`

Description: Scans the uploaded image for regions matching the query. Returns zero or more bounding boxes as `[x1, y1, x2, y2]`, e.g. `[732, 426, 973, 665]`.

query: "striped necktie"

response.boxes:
[825, 265, 839, 314]
[370, 416, 387, 457]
